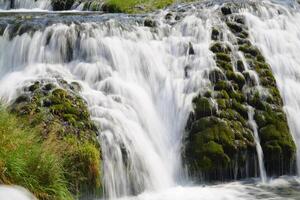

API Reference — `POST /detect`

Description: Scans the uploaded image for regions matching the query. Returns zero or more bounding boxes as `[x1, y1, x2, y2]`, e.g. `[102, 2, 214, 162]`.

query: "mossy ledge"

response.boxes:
[0, 79, 102, 200]
[184, 4, 296, 182]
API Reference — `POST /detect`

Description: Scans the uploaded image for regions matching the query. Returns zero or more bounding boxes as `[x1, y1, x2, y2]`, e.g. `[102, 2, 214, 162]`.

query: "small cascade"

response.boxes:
[0, 0, 299, 200]
[248, 106, 267, 183]
[245, 0, 300, 175]
[0, 0, 51, 10]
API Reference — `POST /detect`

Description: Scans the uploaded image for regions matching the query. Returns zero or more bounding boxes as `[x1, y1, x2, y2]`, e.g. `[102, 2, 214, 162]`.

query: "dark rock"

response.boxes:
[52, 0, 75, 11]
[29, 82, 40, 92]
[227, 22, 243, 33]
[144, 19, 157, 28]
[211, 28, 220, 41]
[184, 65, 191, 78]
[15, 95, 30, 104]
[101, 2, 122, 13]
[236, 60, 245, 72]
[43, 83, 55, 91]
[209, 68, 226, 84]
[221, 6, 232, 15]
[235, 16, 245, 25]
[165, 13, 173, 20]
[188, 42, 195, 55]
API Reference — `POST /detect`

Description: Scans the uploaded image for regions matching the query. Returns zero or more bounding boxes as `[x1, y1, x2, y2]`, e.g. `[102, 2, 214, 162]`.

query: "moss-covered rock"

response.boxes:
[52, 0, 75, 10]
[184, 9, 296, 182]
[10, 80, 102, 198]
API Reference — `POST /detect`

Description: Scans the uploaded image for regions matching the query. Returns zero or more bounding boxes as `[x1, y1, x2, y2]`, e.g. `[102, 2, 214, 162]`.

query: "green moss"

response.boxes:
[226, 22, 243, 33]
[192, 97, 213, 119]
[10, 81, 101, 197]
[210, 42, 230, 53]
[215, 52, 231, 63]
[211, 28, 220, 41]
[238, 45, 261, 58]
[209, 68, 225, 84]
[103, 0, 189, 13]
[215, 90, 230, 99]
[0, 109, 73, 200]
[187, 117, 238, 171]
[214, 81, 233, 92]
[216, 99, 227, 109]
[216, 60, 233, 71]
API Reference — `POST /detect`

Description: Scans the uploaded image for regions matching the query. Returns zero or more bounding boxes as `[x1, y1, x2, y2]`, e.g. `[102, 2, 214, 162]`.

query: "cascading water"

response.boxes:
[1, 1, 300, 200]
[0, 10, 216, 198]
[244, 0, 300, 176]
[248, 106, 267, 183]
[0, 0, 51, 10]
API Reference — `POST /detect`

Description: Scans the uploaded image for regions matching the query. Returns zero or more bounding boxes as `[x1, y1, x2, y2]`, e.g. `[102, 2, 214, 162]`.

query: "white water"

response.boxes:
[0, 1, 300, 200]
[248, 106, 267, 183]
[0, 186, 36, 200]
[0, 10, 216, 198]
[0, 0, 51, 10]
[245, 1, 300, 175]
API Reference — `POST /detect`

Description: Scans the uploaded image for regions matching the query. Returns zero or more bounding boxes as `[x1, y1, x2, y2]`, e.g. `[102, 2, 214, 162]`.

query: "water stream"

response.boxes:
[0, 0, 300, 199]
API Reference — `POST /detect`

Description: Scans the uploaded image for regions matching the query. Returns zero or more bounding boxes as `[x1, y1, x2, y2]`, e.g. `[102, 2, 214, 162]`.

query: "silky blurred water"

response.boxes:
[0, 0, 300, 200]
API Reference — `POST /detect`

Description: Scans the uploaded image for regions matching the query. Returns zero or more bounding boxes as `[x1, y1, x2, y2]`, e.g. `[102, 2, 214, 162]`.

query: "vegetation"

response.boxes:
[184, 4, 296, 181]
[0, 81, 102, 200]
[0, 108, 72, 200]
[52, 0, 196, 13]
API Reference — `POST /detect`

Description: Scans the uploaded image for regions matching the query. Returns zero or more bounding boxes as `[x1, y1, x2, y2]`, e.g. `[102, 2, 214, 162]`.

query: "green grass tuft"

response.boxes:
[0, 108, 73, 200]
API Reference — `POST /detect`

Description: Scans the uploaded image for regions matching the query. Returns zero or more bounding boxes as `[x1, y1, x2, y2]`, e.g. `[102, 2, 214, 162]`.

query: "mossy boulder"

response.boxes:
[185, 10, 296, 182]
[52, 0, 75, 10]
[10, 80, 101, 197]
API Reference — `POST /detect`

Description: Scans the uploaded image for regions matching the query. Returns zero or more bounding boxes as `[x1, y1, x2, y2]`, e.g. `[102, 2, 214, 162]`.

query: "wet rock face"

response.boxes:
[11, 80, 97, 142]
[52, 0, 75, 10]
[184, 4, 296, 182]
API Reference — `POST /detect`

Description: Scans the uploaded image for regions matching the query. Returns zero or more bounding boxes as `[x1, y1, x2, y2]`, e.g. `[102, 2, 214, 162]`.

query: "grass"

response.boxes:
[0, 107, 102, 200]
[104, 0, 194, 13]
[0, 108, 73, 200]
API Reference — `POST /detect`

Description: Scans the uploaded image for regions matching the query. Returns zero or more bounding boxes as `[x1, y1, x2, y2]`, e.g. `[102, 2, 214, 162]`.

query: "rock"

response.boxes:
[43, 83, 55, 91]
[226, 22, 243, 33]
[165, 13, 173, 20]
[28, 82, 40, 92]
[188, 42, 195, 55]
[221, 6, 232, 15]
[10, 79, 102, 195]
[52, 0, 75, 11]
[209, 68, 226, 84]
[184, 65, 191, 78]
[144, 19, 157, 28]
[101, 2, 122, 13]
[15, 95, 30, 104]
[211, 28, 220, 41]
[236, 60, 245, 72]
[192, 97, 215, 119]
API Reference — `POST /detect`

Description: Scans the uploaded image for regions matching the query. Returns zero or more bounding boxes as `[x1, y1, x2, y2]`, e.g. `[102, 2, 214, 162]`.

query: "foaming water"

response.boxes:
[0, 0, 300, 199]
[248, 106, 267, 183]
[0, 186, 36, 200]
[245, 0, 300, 174]
[0, 10, 215, 198]
[0, 0, 51, 10]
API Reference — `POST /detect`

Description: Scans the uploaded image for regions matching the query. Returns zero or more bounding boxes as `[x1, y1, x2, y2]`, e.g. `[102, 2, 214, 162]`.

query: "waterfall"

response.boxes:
[1, 0, 300, 199]
[0, 11, 216, 197]
[0, 0, 51, 10]
[245, 0, 300, 174]
[248, 106, 267, 183]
